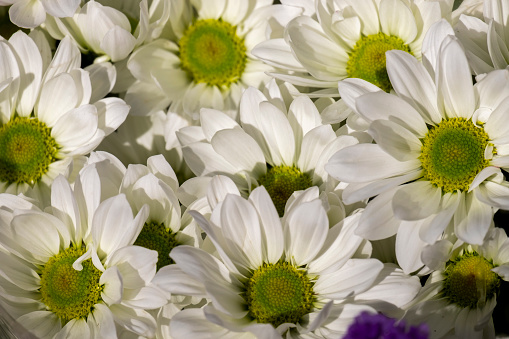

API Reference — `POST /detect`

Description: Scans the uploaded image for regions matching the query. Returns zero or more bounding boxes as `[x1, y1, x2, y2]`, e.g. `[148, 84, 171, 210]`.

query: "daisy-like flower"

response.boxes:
[455, 0, 509, 74]
[404, 227, 509, 338]
[0, 0, 79, 29]
[326, 28, 509, 248]
[163, 187, 420, 338]
[0, 32, 128, 203]
[253, 0, 452, 95]
[178, 85, 359, 217]
[0, 173, 167, 338]
[125, 0, 301, 120]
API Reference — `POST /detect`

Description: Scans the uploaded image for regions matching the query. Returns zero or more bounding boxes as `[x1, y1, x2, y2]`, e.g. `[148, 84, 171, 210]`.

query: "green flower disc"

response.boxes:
[243, 261, 315, 328]
[134, 221, 180, 271]
[179, 19, 247, 87]
[346, 32, 412, 92]
[442, 252, 500, 308]
[40, 245, 103, 324]
[258, 165, 313, 217]
[419, 118, 491, 193]
[0, 116, 58, 185]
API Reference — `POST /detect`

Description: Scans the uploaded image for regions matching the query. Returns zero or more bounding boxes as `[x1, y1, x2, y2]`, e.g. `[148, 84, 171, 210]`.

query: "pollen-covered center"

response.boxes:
[40, 245, 103, 324]
[442, 252, 500, 308]
[419, 118, 491, 193]
[243, 261, 315, 328]
[347, 33, 412, 92]
[0, 116, 59, 185]
[179, 19, 247, 87]
[258, 165, 313, 217]
[134, 221, 180, 271]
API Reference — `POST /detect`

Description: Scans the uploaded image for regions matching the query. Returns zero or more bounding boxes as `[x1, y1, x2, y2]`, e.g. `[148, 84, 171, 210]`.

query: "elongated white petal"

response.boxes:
[392, 181, 441, 221]
[314, 259, 383, 299]
[379, 0, 417, 43]
[368, 119, 422, 162]
[285, 200, 328, 266]
[326, 144, 420, 183]
[455, 193, 492, 245]
[356, 189, 401, 240]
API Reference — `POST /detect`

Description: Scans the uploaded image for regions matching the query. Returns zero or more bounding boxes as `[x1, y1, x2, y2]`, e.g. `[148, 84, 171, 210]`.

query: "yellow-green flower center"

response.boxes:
[243, 261, 315, 328]
[179, 19, 247, 87]
[347, 33, 412, 92]
[133, 221, 180, 271]
[40, 245, 103, 324]
[0, 116, 59, 185]
[258, 165, 313, 217]
[442, 252, 500, 308]
[419, 118, 491, 193]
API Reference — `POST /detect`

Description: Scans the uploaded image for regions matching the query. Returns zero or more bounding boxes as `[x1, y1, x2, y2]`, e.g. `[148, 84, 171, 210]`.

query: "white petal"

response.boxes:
[17, 311, 60, 338]
[89, 303, 117, 338]
[379, 0, 417, 43]
[109, 304, 157, 337]
[455, 193, 493, 245]
[368, 119, 421, 162]
[284, 200, 328, 266]
[100, 266, 123, 305]
[100, 26, 135, 61]
[51, 105, 98, 152]
[211, 129, 267, 178]
[85, 62, 116, 103]
[356, 189, 401, 240]
[207, 175, 240, 210]
[248, 186, 284, 264]
[37, 72, 79, 127]
[55, 318, 90, 339]
[106, 246, 157, 289]
[392, 181, 441, 221]
[326, 144, 420, 183]
[436, 36, 476, 119]
[356, 91, 428, 136]
[297, 125, 336, 173]
[314, 259, 383, 299]
[395, 221, 427, 274]
[220, 194, 263, 269]
[386, 50, 441, 124]
[200, 108, 240, 142]
[41, 0, 79, 17]
[9, 0, 46, 28]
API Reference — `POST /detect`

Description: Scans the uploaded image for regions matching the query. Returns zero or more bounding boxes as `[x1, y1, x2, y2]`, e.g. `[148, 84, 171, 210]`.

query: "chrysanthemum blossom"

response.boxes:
[178, 85, 359, 217]
[0, 0, 79, 28]
[77, 151, 203, 279]
[326, 32, 509, 248]
[0, 32, 128, 203]
[125, 0, 302, 120]
[253, 0, 451, 95]
[163, 187, 420, 338]
[0, 174, 167, 338]
[456, 0, 509, 74]
[404, 228, 509, 338]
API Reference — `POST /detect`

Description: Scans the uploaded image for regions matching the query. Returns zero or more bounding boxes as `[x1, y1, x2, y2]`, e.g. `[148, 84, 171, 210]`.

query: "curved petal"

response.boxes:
[392, 181, 441, 221]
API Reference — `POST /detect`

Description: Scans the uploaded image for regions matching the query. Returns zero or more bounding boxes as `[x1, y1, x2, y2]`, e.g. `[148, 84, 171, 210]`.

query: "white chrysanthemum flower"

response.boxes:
[78, 151, 203, 277]
[455, 0, 509, 74]
[0, 0, 79, 29]
[326, 31, 509, 248]
[0, 174, 167, 338]
[0, 32, 127, 203]
[404, 227, 509, 338]
[178, 85, 359, 217]
[163, 187, 420, 338]
[125, 0, 301, 120]
[253, 0, 451, 95]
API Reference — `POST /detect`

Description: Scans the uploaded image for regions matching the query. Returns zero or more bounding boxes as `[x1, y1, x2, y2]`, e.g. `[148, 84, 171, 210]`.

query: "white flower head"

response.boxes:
[125, 0, 302, 120]
[164, 187, 420, 338]
[0, 32, 127, 203]
[253, 0, 452, 95]
[0, 173, 166, 338]
[327, 24, 509, 252]
[405, 227, 509, 338]
[178, 85, 359, 217]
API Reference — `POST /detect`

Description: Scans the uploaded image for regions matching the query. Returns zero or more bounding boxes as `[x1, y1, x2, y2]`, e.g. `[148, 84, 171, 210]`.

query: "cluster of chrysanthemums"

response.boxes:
[1, 0, 509, 338]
